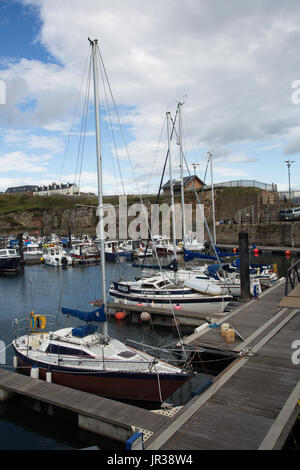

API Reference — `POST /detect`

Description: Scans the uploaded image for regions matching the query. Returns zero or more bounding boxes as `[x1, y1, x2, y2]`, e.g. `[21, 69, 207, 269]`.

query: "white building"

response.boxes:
[34, 182, 79, 196]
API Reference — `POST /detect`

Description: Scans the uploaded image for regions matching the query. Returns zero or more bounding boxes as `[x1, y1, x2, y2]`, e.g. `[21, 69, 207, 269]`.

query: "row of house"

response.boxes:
[5, 182, 79, 196]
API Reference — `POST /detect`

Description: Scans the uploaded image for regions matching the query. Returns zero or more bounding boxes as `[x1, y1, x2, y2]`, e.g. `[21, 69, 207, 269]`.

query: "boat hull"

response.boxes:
[14, 350, 190, 402]
[109, 290, 232, 314]
[105, 252, 133, 262]
[0, 257, 21, 273]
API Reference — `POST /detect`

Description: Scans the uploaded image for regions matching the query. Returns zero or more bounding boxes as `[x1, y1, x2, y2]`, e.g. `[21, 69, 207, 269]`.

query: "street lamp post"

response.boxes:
[191, 163, 199, 175]
[285, 160, 295, 202]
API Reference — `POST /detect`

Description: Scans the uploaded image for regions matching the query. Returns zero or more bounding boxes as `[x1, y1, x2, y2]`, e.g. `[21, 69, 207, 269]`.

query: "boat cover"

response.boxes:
[61, 306, 106, 322]
[72, 324, 97, 338]
[183, 249, 218, 262]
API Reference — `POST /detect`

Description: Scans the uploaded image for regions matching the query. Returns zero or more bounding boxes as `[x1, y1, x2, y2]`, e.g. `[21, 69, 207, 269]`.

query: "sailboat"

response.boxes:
[109, 110, 233, 313]
[12, 38, 193, 403]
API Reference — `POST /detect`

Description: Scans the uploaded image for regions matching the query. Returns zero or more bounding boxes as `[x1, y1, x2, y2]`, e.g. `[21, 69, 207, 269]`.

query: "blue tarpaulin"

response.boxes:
[183, 249, 218, 262]
[72, 324, 97, 338]
[61, 305, 106, 323]
[132, 259, 178, 271]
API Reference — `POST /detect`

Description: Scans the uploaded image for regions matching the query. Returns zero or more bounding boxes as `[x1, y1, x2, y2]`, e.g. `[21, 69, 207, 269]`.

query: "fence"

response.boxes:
[284, 259, 300, 296]
[204, 180, 277, 191]
[278, 190, 300, 203]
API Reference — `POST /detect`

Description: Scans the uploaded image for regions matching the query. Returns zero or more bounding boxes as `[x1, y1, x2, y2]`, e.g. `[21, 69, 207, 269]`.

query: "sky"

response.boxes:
[0, 0, 300, 195]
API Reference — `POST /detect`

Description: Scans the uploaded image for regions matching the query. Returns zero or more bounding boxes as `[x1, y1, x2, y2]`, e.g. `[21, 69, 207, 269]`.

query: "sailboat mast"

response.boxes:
[90, 38, 108, 341]
[167, 112, 177, 264]
[178, 102, 186, 246]
[208, 150, 216, 246]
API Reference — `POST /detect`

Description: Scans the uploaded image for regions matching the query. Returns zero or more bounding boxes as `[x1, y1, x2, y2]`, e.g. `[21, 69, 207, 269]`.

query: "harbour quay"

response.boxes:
[0, 270, 299, 450]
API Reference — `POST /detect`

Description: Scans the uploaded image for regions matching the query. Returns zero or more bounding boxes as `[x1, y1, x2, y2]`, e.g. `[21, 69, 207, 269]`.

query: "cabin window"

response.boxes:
[141, 283, 154, 289]
[156, 280, 171, 288]
[45, 343, 93, 357]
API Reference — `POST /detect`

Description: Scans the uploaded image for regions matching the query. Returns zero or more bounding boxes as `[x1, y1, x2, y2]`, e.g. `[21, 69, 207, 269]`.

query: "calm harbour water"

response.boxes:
[0, 252, 296, 450]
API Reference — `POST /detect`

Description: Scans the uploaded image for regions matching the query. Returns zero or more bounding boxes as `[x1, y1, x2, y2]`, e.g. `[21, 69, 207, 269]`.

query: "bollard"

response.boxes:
[239, 231, 251, 301]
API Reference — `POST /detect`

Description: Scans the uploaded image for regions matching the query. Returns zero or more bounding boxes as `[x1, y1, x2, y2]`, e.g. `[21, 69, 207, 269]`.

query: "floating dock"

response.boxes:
[146, 278, 300, 450]
[0, 368, 172, 444]
[106, 301, 220, 326]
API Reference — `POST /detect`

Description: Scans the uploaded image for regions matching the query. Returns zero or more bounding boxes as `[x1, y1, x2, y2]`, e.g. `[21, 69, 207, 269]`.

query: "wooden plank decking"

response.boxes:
[279, 284, 300, 308]
[0, 278, 298, 449]
[182, 279, 287, 353]
[0, 368, 170, 439]
[146, 278, 300, 450]
[147, 308, 300, 449]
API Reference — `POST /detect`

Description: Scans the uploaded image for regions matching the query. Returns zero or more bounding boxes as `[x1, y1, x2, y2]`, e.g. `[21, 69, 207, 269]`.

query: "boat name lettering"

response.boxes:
[117, 284, 131, 293]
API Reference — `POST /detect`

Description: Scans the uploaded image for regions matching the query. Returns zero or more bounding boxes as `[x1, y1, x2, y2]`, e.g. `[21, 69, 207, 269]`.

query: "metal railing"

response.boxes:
[285, 259, 300, 296]
[204, 180, 277, 191]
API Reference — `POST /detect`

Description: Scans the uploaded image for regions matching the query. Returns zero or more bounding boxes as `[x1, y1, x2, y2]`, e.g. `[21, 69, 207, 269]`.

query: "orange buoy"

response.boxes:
[285, 250, 291, 256]
[233, 248, 237, 253]
[174, 304, 182, 311]
[253, 248, 259, 254]
[115, 311, 127, 320]
[137, 302, 143, 307]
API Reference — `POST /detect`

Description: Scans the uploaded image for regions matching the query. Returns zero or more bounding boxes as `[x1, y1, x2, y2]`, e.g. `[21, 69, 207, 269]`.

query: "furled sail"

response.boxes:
[183, 249, 218, 262]
[61, 306, 106, 322]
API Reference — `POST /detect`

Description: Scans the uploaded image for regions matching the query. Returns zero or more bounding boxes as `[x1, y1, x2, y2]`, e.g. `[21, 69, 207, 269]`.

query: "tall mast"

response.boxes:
[178, 102, 186, 246]
[208, 150, 216, 246]
[89, 38, 108, 341]
[167, 112, 177, 265]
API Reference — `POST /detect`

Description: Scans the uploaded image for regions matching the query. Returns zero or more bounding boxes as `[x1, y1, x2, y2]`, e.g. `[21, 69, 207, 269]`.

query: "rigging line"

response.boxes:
[181, 110, 201, 170]
[97, 46, 165, 273]
[96, 44, 187, 358]
[169, 116, 222, 263]
[171, 122, 236, 294]
[96, 47, 126, 196]
[144, 115, 167, 197]
[58, 48, 92, 185]
[74, 53, 92, 192]
[78, 59, 92, 192]
[141, 110, 179, 268]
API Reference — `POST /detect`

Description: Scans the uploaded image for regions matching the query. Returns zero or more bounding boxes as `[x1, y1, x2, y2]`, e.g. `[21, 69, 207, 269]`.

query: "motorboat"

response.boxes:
[109, 272, 232, 315]
[120, 240, 153, 258]
[0, 248, 21, 273]
[104, 240, 133, 262]
[42, 246, 73, 267]
[70, 243, 100, 264]
[23, 242, 43, 261]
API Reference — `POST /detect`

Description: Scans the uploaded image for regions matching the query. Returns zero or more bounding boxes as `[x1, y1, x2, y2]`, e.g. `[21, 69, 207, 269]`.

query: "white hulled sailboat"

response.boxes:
[12, 39, 193, 403]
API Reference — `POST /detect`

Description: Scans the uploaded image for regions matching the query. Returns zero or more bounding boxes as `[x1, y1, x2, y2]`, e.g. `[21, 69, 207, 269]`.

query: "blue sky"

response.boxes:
[0, 0, 299, 195]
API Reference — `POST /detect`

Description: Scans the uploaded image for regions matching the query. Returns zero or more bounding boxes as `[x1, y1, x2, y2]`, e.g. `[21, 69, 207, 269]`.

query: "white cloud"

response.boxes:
[2, 130, 64, 153]
[0, 151, 51, 174]
[0, 0, 300, 191]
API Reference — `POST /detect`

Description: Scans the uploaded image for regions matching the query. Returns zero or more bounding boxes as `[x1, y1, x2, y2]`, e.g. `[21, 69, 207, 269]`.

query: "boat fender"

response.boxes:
[30, 366, 39, 379]
[191, 378, 213, 397]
